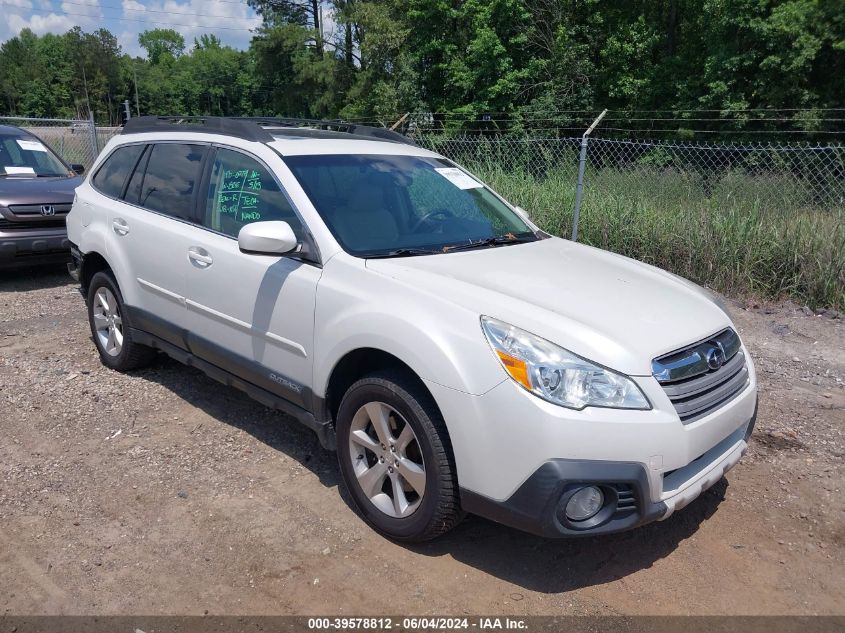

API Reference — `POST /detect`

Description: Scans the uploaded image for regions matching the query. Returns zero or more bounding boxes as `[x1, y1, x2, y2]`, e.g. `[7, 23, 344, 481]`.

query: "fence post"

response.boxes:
[571, 109, 607, 241]
[88, 110, 99, 162]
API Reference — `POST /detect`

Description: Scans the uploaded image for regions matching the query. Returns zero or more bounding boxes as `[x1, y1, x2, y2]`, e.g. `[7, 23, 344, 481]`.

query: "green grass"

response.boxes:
[472, 164, 845, 310]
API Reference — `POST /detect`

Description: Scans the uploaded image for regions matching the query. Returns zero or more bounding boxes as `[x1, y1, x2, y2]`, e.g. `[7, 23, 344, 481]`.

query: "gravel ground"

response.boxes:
[1, 265, 843, 616]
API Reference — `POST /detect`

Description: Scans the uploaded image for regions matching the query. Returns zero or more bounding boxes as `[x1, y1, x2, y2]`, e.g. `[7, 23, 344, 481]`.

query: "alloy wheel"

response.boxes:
[347, 401, 426, 518]
[92, 287, 123, 357]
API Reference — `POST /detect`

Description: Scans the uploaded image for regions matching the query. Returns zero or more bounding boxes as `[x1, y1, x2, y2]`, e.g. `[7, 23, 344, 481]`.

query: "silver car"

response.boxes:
[0, 124, 84, 268]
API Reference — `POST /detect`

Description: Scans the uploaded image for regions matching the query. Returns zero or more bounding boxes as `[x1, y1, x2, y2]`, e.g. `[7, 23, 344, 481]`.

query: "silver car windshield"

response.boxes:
[0, 133, 68, 177]
[283, 154, 537, 257]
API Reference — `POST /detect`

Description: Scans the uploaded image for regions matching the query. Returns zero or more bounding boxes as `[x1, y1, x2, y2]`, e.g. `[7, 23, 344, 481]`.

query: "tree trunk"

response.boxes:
[667, 0, 678, 56]
[345, 21, 353, 66]
[311, 0, 323, 55]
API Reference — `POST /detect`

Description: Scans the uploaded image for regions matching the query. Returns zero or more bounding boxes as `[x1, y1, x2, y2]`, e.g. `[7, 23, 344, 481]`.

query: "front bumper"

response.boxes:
[0, 230, 71, 268]
[460, 401, 756, 537]
[425, 349, 758, 537]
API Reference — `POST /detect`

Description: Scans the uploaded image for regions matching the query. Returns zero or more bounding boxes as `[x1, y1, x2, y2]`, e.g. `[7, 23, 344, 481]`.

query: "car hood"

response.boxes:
[0, 175, 82, 207]
[366, 237, 732, 376]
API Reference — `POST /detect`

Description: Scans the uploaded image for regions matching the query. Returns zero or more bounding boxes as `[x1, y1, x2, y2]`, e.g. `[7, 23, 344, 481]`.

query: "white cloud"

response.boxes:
[3, 10, 70, 43]
[1, 0, 261, 55]
[320, 5, 337, 42]
[0, 0, 104, 42]
[117, 0, 261, 56]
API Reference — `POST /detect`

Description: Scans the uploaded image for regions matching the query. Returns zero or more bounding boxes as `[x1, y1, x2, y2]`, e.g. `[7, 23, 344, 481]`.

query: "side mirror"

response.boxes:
[70, 164, 85, 175]
[238, 221, 298, 255]
[514, 206, 531, 221]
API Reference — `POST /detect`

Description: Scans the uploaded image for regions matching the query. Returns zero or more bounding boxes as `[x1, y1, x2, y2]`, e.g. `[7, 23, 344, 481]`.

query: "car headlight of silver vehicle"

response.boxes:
[481, 316, 650, 410]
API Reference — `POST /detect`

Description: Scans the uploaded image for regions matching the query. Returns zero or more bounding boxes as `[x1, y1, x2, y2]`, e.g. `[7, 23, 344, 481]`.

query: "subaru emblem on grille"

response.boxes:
[704, 346, 725, 370]
[40, 205, 56, 216]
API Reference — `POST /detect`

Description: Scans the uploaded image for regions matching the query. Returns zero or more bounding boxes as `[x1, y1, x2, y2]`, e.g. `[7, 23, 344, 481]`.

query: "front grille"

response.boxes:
[653, 328, 749, 423]
[9, 203, 72, 215]
[0, 217, 66, 230]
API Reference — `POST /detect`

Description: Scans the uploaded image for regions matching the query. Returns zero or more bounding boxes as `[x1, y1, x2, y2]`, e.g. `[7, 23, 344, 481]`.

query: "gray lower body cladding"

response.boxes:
[461, 459, 668, 537]
[121, 304, 336, 450]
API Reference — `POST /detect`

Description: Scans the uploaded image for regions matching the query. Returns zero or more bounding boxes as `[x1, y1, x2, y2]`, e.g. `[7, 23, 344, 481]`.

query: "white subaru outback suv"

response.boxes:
[67, 116, 758, 541]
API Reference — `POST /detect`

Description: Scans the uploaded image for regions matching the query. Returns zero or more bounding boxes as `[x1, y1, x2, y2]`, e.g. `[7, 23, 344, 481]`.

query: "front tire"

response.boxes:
[87, 271, 156, 371]
[336, 370, 463, 542]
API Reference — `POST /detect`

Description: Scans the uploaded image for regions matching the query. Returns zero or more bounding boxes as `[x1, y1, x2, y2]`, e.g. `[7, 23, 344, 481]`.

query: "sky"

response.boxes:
[0, 0, 264, 56]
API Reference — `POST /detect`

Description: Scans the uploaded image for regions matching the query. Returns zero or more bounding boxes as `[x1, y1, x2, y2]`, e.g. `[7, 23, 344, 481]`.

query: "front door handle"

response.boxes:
[188, 246, 213, 268]
[112, 218, 129, 236]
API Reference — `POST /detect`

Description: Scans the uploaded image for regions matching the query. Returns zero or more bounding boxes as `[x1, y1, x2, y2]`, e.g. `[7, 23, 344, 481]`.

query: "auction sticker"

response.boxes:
[435, 167, 482, 190]
[16, 139, 48, 152]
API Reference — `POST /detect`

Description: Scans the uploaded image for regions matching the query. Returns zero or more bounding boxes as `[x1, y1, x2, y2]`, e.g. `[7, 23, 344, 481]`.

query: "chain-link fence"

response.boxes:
[0, 115, 841, 305]
[416, 133, 845, 230]
[0, 115, 103, 169]
[96, 126, 122, 154]
[416, 132, 845, 308]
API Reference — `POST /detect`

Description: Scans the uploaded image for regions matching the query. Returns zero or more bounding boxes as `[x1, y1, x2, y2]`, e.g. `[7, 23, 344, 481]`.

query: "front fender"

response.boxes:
[313, 256, 506, 399]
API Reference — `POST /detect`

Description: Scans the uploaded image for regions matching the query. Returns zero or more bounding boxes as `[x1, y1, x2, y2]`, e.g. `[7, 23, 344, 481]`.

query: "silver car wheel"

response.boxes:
[348, 401, 426, 518]
[93, 287, 123, 357]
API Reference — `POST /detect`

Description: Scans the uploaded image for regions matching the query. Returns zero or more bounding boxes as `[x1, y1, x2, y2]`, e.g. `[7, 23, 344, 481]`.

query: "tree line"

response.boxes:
[0, 0, 842, 134]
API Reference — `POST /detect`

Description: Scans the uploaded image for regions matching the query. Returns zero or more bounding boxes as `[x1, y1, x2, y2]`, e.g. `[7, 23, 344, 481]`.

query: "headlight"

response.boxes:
[480, 316, 650, 410]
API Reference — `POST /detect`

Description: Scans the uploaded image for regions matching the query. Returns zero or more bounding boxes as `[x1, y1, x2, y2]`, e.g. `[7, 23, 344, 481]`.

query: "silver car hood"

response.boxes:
[366, 237, 732, 376]
[0, 175, 82, 207]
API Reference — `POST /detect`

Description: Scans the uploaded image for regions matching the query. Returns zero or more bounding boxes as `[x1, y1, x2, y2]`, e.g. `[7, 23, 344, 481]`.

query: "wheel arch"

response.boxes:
[324, 347, 439, 428]
[80, 250, 112, 295]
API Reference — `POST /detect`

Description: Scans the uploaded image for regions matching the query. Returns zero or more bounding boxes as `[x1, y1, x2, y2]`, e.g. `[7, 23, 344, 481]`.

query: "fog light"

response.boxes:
[565, 486, 604, 521]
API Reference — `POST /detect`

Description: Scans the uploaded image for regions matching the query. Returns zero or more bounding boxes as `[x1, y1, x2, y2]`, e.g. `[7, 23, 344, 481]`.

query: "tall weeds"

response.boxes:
[474, 165, 845, 310]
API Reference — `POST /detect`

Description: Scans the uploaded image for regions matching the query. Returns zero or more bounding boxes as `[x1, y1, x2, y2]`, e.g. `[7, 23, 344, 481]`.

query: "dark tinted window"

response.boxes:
[139, 143, 206, 220]
[204, 148, 303, 239]
[92, 144, 144, 197]
[124, 145, 150, 205]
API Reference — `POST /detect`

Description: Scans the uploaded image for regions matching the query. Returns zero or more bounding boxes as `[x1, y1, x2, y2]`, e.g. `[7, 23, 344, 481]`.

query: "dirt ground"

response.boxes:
[1, 265, 843, 616]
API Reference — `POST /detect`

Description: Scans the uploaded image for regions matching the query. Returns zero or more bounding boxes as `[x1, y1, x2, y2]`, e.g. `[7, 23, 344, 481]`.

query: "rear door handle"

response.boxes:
[188, 246, 213, 268]
[112, 218, 129, 236]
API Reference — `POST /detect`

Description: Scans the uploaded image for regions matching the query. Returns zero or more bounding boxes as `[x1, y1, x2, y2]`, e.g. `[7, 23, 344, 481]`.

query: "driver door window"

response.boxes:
[204, 148, 303, 239]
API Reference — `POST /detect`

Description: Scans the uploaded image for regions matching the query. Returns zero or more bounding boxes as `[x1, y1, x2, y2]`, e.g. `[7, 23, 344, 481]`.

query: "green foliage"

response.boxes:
[0, 1, 842, 124]
[0, 3, 842, 307]
[138, 28, 185, 65]
[473, 164, 845, 310]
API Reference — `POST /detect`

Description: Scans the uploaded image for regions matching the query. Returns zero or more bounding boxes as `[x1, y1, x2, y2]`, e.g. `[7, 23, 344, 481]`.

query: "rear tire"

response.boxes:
[87, 271, 156, 371]
[336, 370, 463, 542]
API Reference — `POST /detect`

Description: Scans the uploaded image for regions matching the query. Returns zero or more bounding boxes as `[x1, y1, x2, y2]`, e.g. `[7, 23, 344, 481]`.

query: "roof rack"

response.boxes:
[121, 116, 416, 146]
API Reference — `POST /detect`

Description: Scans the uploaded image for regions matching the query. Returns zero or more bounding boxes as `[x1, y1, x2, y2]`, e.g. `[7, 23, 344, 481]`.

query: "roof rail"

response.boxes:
[121, 115, 415, 146]
[239, 117, 416, 146]
[121, 116, 275, 142]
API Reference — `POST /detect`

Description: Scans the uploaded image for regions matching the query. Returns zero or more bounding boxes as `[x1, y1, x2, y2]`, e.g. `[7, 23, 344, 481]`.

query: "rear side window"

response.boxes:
[92, 144, 144, 198]
[139, 143, 206, 220]
[124, 145, 151, 206]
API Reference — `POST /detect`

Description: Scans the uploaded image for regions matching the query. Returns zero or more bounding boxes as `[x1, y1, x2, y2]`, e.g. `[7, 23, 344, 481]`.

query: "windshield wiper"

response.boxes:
[365, 247, 441, 259]
[442, 234, 537, 253]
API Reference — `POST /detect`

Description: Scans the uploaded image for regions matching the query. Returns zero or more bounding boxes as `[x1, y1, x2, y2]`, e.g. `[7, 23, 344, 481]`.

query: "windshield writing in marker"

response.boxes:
[219, 168, 263, 221]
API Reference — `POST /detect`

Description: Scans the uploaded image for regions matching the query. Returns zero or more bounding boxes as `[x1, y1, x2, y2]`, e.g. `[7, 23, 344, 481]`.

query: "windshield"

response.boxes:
[283, 154, 536, 257]
[0, 133, 69, 177]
